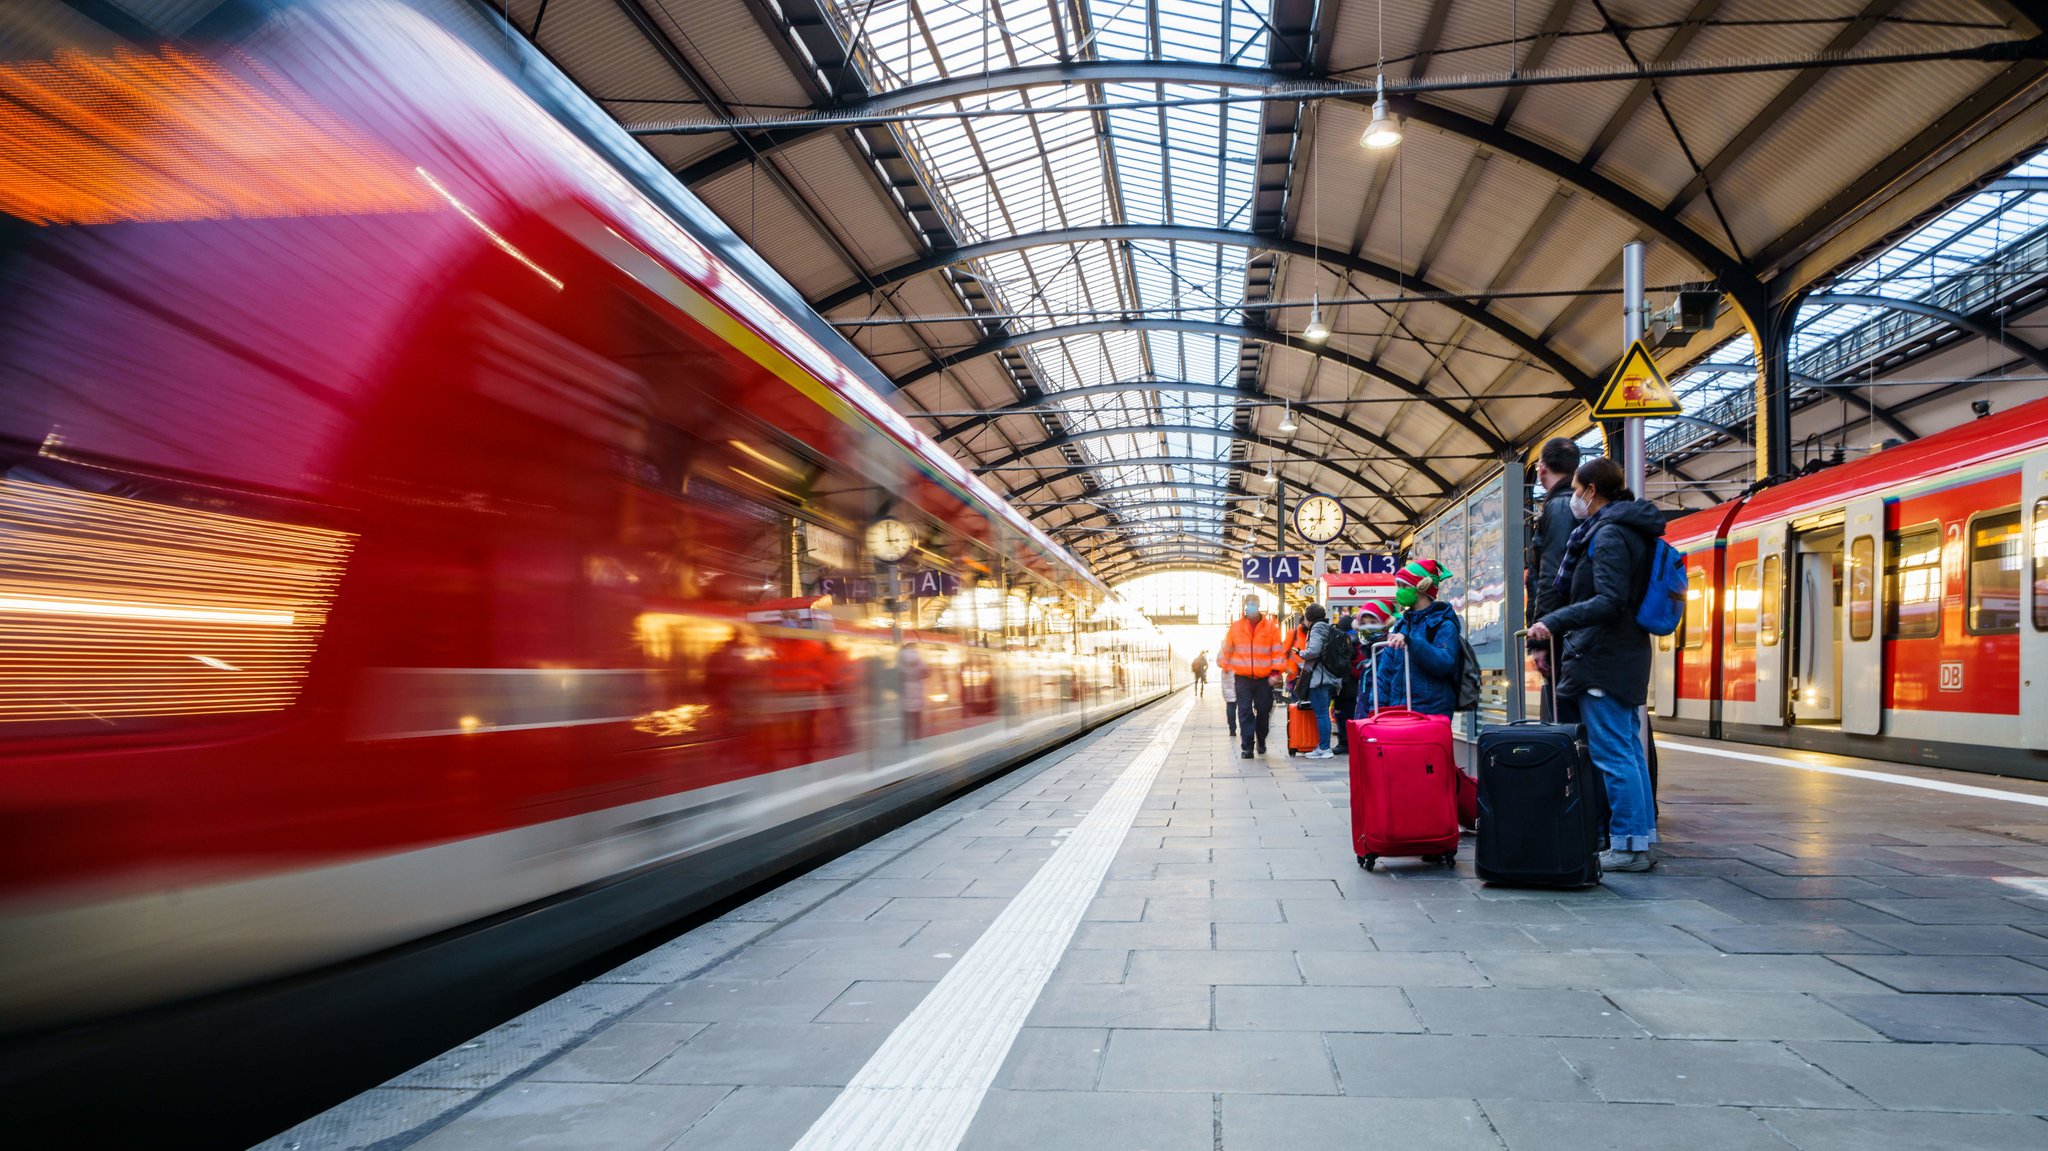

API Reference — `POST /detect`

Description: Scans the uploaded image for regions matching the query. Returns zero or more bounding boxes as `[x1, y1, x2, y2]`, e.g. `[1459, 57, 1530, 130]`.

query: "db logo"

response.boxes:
[1939, 662, 1964, 691]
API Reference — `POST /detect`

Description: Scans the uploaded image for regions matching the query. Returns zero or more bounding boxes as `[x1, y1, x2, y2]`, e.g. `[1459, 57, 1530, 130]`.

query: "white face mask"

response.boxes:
[1569, 492, 1590, 519]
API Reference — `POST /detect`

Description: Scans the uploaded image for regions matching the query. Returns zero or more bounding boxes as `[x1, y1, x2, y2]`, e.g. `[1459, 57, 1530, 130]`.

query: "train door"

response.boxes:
[1789, 526, 1843, 725]
[2025, 452, 2048, 750]
[1652, 596, 1678, 718]
[1752, 523, 1790, 727]
[1841, 496, 1885, 735]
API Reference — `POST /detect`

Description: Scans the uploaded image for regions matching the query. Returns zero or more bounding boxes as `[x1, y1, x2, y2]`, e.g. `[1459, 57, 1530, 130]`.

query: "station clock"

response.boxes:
[1292, 494, 1346, 544]
[865, 516, 917, 564]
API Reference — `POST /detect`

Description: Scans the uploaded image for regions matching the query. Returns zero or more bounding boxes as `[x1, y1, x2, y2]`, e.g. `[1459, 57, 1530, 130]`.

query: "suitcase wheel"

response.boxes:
[1358, 854, 1377, 871]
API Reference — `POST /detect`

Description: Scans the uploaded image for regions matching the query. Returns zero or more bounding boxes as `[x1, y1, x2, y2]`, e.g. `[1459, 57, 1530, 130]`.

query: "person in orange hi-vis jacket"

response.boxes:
[1217, 593, 1286, 759]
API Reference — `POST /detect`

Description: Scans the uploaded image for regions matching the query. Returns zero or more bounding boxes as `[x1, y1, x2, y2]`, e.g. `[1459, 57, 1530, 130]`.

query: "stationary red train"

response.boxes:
[1655, 396, 2048, 780]
[0, 0, 1169, 1037]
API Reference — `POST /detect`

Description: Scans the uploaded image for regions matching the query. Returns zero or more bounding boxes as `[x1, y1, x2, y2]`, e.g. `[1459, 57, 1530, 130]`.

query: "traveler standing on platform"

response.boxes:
[1526, 437, 1582, 722]
[1349, 599, 1394, 717]
[1217, 594, 1285, 758]
[1373, 561, 1462, 718]
[1298, 603, 1350, 760]
[1221, 661, 1238, 738]
[1330, 612, 1362, 754]
[1191, 650, 1209, 697]
[1526, 457, 1663, 873]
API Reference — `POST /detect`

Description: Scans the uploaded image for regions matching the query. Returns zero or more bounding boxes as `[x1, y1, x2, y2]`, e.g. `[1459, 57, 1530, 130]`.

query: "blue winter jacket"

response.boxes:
[1360, 600, 1462, 717]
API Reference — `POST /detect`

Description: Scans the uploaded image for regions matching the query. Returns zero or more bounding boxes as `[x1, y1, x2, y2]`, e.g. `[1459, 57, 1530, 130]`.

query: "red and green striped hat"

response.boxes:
[1393, 558, 1452, 607]
[1356, 598, 1395, 626]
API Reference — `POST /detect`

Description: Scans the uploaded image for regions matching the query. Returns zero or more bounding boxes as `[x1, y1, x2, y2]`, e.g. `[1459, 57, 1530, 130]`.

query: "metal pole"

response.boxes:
[1622, 241, 1648, 496]
[1273, 476, 1286, 609]
[1500, 454, 1528, 723]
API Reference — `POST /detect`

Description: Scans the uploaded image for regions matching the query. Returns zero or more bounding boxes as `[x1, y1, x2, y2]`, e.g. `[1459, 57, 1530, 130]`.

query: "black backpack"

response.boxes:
[1318, 625, 1353, 679]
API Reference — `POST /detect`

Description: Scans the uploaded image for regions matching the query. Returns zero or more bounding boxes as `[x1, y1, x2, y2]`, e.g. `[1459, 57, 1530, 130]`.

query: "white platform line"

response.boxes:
[788, 697, 1194, 1151]
[1656, 737, 2048, 808]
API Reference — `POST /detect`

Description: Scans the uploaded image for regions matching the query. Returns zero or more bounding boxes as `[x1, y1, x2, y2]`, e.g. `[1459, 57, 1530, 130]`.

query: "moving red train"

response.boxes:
[0, 0, 1169, 1038]
[1655, 396, 2048, 780]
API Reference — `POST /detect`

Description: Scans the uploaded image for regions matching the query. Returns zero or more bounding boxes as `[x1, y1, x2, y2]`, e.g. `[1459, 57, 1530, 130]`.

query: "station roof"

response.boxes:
[504, 0, 2048, 580]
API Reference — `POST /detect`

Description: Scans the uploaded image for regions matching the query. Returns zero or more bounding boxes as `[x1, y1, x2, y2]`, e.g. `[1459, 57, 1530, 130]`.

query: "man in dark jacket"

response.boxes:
[1527, 457, 1662, 873]
[1526, 437, 1580, 720]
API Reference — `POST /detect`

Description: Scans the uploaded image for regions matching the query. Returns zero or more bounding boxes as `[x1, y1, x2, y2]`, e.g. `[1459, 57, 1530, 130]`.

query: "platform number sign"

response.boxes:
[1241, 555, 1304, 584]
[1337, 553, 1397, 575]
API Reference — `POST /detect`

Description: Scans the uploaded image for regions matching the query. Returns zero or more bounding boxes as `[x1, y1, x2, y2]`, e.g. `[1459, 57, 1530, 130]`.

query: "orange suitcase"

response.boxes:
[1287, 701, 1320, 755]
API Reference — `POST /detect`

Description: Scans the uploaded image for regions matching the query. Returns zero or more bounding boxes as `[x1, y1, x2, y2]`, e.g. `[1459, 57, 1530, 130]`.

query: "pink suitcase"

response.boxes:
[1348, 643, 1460, 870]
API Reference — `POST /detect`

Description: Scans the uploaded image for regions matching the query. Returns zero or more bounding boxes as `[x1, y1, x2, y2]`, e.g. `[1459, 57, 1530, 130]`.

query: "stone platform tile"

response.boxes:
[1326, 1034, 1598, 1102]
[1826, 953, 2048, 994]
[660, 1086, 840, 1151]
[1296, 949, 1489, 986]
[1213, 984, 1423, 1032]
[1026, 981, 1213, 1029]
[1756, 1107, 2048, 1150]
[1820, 993, 2048, 1044]
[1550, 1039, 1870, 1109]
[1467, 952, 1685, 990]
[406, 1082, 729, 1151]
[1404, 988, 1648, 1039]
[1125, 948, 1301, 985]
[1221, 1094, 1503, 1151]
[1599, 991, 1882, 1041]
[637, 1021, 891, 1087]
[1644, 953, 1892, 994]
[1785, 1040, 2048, 1113]
[961, 1089, 1215, 1151]
[1480, 1101, 1796, 1151]
[1097, 1029, 1339, 1095]
[529, 1022, 705, 1084]
[627, 976, 854, 1025]
[1840, 922, 2048, 955]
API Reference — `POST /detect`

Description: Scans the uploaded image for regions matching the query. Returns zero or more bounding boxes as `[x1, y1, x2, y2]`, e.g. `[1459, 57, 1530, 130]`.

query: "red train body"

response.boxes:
[1654, 395, 2048, 778]
[0, 0, 1169, 1032]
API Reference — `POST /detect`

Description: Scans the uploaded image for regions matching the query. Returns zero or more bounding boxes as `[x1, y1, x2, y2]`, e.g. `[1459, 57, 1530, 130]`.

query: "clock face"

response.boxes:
[1294, 495, 1345, 544]
[866, 517, 916, 563]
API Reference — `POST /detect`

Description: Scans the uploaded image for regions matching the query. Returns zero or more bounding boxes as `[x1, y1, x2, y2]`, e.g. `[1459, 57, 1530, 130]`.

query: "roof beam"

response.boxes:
[999, 456, 1412, 530]
[1805, 292, 2048, 374]
[969, 424, 1421, 522]
[931, 377, 1502, 493]
[890, 317, 1507, 451]
[811, 224, 1599, 398]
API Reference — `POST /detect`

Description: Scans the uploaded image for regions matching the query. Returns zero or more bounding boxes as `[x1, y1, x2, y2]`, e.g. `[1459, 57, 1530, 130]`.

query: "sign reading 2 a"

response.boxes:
[1241, 555, 1304, 584]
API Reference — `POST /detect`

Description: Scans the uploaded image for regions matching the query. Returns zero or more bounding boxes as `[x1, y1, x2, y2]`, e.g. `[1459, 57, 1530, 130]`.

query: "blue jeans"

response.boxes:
[1309, 683, 1335, 750]
[1577, 691, 1656, 852]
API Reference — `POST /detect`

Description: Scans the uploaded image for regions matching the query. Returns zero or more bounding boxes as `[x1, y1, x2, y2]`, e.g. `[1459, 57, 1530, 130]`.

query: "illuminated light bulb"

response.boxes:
[1302, 303, 1330, 344]
[1278, 402, 1300, 434]
[1361, 76, 1402, 150]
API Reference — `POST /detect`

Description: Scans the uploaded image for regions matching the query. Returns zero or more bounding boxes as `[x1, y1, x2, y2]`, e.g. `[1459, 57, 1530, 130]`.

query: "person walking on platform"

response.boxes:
[1191, 650, 1209, 697]
[1298, 603, 1350, 760]
[1526, 437, 1581, 723]
[1366, 561, 1463, 719]
[1218, 594, 1285, 758]
[1221, 661, 1238, 738]
[1526, 457, 1664, 873]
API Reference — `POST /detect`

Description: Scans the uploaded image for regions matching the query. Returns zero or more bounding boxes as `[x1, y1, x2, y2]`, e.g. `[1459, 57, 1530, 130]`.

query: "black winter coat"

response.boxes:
[1527, 483, 1577, 621]
[1538, 499, 1665, 707]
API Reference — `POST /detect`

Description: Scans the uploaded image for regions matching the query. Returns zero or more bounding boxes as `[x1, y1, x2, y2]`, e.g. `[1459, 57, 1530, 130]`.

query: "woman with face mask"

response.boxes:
[1367, 560, 1463, 718]
[1526, 457, 1667, 873]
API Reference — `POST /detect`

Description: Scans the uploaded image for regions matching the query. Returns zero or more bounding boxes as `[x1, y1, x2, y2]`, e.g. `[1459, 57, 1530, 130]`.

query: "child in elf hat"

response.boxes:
[1349, 597, 1397, 717]
[1369, 560, 1463, 718]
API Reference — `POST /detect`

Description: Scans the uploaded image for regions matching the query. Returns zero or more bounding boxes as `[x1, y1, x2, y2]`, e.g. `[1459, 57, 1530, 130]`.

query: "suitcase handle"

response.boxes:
[1367, 639, 1412, 717]
[1513, 628, 1560, 718]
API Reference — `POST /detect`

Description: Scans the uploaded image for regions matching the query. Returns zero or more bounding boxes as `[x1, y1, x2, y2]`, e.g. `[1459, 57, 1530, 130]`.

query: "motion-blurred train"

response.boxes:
[0, 0, 1170, 1037]
[1656, 396, 2048, 780]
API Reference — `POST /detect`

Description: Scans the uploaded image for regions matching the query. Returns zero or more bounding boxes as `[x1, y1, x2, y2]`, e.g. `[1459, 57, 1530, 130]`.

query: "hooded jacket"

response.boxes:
[1527, 480, 1578, 620]
[1538, 499, 1666, 706]
[1365, 599, 1461, 717]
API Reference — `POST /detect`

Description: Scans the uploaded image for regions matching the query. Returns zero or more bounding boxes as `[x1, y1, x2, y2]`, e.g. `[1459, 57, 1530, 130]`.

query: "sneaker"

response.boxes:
[1597, 848, 1654, 873]
[1239, 750, 1253, 759]
[1256, 743, 1267, 755]
[1305, 748, 1334, 759]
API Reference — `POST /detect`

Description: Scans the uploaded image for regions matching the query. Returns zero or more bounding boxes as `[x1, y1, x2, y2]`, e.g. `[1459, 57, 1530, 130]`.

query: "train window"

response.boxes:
[1681, 566, 1708, 649]
[2036, 499, 2048, 632]
[1967, 509, 2022, 634]
[1728, 561, 1758, 649]
[1848, 536, 1875, 642]
[1885, 525, 1941, 639]
[1758, 554, 1781, 647]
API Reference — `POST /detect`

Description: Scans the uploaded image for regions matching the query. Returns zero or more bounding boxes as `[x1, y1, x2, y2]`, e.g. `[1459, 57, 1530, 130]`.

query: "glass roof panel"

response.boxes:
[828, 0, 1269, 544]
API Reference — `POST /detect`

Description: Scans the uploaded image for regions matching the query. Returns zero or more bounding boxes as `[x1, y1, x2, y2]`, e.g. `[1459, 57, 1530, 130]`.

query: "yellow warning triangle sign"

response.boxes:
[1592, 340, 1683, 419]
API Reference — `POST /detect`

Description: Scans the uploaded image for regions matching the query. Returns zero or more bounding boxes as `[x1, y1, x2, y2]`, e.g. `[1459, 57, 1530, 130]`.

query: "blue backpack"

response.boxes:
[1635, 538, 1687, 636]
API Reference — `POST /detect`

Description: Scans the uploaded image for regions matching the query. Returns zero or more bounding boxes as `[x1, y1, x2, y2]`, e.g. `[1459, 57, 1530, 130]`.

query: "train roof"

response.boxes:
[1664, 392, 2048, 546]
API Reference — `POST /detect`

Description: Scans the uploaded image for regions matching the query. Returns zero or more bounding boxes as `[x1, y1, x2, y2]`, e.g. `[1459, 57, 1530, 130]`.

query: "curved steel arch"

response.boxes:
[1043, 500, 1254, 525]
[815, 225, 1599, 398]
[1804, 293, 2048, 375]
[1098, 556, 1240, 584]
[669, 61, 1743, 285]
[1015, 481, 1251, 510]
[935, 378, 1491, 494]
[971, 424, 1421, 522]
[1001, 458, 1411, 537]
[896, 319, 1505, 451]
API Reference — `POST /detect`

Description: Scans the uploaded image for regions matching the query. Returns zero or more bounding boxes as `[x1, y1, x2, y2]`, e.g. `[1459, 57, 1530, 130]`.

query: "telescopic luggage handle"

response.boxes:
[1367, 639, 1412, 716]
[1513, 628, 1560, 719]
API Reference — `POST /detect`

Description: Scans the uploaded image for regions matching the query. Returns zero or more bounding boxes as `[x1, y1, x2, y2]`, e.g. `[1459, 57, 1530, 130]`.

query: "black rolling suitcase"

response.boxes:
[1474, 631, 1604, 888]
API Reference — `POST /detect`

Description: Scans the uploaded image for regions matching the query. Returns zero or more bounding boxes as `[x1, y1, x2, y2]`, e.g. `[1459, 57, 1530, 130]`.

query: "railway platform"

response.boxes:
[261, 692, 2048, 1151]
